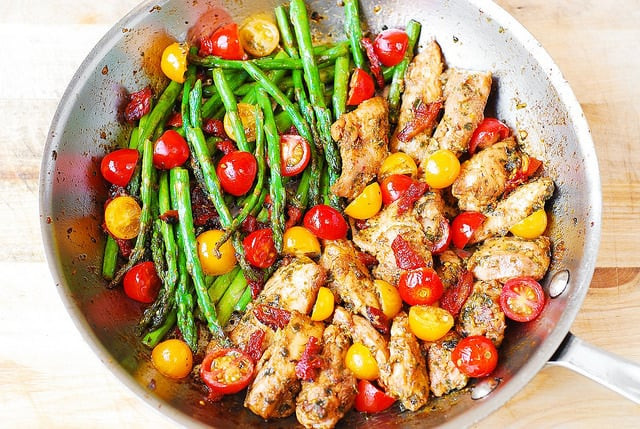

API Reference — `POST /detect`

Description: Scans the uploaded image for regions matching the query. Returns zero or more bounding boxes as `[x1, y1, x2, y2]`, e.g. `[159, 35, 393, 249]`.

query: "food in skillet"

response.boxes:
[98, 0, 553, 426]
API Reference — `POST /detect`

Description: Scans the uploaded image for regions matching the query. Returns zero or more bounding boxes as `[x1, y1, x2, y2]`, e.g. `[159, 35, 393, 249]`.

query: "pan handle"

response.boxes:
[547, 332, 640, 404]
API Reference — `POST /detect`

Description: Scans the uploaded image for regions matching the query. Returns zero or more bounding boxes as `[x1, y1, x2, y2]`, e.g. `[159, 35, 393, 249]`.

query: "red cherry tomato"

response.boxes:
[347, 68, 375, 106]
[451, 212, 486, 249]
[500, 277, 546, 322]
[200, 348, 255, 395]
[440, 270, 474, 317]
[468, 118, 510, 155]
[153, 130, 190, 169]
[379, 174, 415, 205]
[373, 29, 409, 67]
[243, 228, 277, 268]
[200, 23, 245, 60]
[354, 379, 396, 413]
[280, 134, 311, 177]
[123, 261, 161, 303]
[398, 267, 444, 306]
[451, 335, 499, 377]
[100, 148, 139, 187]
[216, 151, 257, 196]
[303, 204, 349, 240]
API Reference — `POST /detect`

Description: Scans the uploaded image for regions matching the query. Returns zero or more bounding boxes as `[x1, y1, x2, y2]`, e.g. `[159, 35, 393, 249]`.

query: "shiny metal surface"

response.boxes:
[40, 0, 604, 427]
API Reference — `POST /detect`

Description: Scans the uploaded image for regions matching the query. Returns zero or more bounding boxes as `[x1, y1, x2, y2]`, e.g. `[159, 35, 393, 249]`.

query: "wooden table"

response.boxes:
[1, 0, 639, 427]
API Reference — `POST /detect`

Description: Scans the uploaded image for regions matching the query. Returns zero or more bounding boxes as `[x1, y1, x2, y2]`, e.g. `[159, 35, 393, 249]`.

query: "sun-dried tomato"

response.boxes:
[285, 205, 303, 229]
[396, 100, 443, 142]
[440, 270, 474, 317]
[159, 209, 179, 224]
[358, 251, 378, 268]
[216, 139, 236, 155]
[191, 185, 219, 227]
[366, 306, 389, 335]
[241, 215, 258, 234]
[203, 119, 227, 138]
[286, 125, 300, 136]
[254, 304, 291, 330]
[396, 181, 428, 215]
[166, 112, 183, 128]
[124, 87, 153, 122]
[391, 235, 427, 270]
[295, 336, 324, 381]
[354, 219, 370, 230]
[360, 37, 385, 88]
[504, 156, 542, 195]
[115, 238, 133, 259]
[248, 278, 264, 300]
[243, 329, 266, 363]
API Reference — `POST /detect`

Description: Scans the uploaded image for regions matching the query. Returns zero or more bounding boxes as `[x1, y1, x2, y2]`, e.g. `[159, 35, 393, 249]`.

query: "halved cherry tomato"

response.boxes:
[303, 204, 349, 240]
[161, 42, 188, 83]
[280, 134, 311, 177]
[200, 23, 245, 60]
[378, 152, 418, 179]
[311, 287, 335, 321]
[104, 195, 141, 240]
[500, 277, 546, 322]
[100, 148, 139, 187]
[423, 149, 460, 189]
[452, 335, 499, 377]
[373, 29, 409, 67]
[427, 218, 451, 255]
[345, 343, 379, 380]
[344, 182, 382, 220]
[379, 174, 415, 205]
[239, 15, 280, 57]
[123, 261, 161, 303]
[398, 267, 444, 306]
[354, 379, 396, 413]
[440, 270, 474, 317]
[504, 154, 543, 194]
[153, 130, 190, 169]
[243, 228, 277, 268]
[152, 339, 193, 379]
[347, 68, 375, 106]
[451, 211, 486, 249]
[216, 151, 257, 196]
[510, 209, 547, 239]
[469, 117, 510, 155]
[223, 102, 258, 143]
[283, 226, 321, 257]
[200, 348, 255, 395]
[197, 230, 237, 276]
[375, 279, 402, 319]
[408, 305, 454, 341]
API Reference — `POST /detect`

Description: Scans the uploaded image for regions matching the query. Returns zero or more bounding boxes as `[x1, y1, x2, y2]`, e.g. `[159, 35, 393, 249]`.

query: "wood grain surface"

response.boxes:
[1, 0, 639, 427]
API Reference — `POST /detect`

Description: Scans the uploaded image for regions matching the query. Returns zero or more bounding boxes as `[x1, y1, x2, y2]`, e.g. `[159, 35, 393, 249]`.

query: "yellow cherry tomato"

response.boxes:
[283, 226, 321, 257]
[375, 279, 403, 319]
[423, 149, 461, 189]
[378, 152, 418, 179]
[510, 209, 548, 239]
[344, 182, 383, 220]
[152, 339, 193, 379]
[104, 195, 141, 240]
[224, 102, 258, 143]
[345, 343, 379, 380]
[239, 15, 280, 58]
[408, 305, 454, 342]
[197, 230, 237, 276]
[311, 287, 335, 321]
[160, 42, 188, 83]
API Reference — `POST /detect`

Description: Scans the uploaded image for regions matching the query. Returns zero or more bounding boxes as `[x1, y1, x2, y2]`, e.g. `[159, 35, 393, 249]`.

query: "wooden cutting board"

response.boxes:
[1, 0, 638, 427]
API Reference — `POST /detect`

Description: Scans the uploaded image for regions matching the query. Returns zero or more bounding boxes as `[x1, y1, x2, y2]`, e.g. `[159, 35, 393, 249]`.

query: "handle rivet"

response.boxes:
[471, 377, 501, 400]
[549, 270, 570, 298]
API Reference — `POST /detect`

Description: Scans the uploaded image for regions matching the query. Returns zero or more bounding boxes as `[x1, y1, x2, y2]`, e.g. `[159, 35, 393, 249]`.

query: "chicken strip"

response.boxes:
[427, 332, 469, 397]
[457, 280, 506, 347]
[468, 235, 551, 282]
[245, 311, 324, 420]
[330, 96, 390, 200]
[436, 249, 464, 290]
[413, 191, 448, 249]
[296, 325, 358, 429]
[386, 312, 430, 411]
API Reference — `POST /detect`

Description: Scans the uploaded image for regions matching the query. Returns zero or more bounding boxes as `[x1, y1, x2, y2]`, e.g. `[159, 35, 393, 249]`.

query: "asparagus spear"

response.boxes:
[332, 55, 350, 120]
[388, 20, 422, 124]
[172, 201, 197, 350]
[344, 0, 366, 70]
[142, 309, 177, 348]
[101, 237, 119, 281]
[208, 266, 241, 304]
[202, 71, 249, 119]
[215, 269, 248, 327]
[212, 70, 250, 152]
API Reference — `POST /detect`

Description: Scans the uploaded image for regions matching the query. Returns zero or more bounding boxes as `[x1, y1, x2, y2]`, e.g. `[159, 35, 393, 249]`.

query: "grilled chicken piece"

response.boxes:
[413, 191, 448, 248]
[330, 97, 390, 200]
[391, 41, 444, 162]
[451, 138, 520, 211]
[296, 325, 358, 429]
[245, 311, 324, 420]
[468, 236, 551, 282]
[436, 249, 464, 290]
[470, 177, 554, 244]
[457, 280, 506, 347]
[386, 312, 430, 411]
[430, 69, 492, 156]
[427, 332, 469, 397]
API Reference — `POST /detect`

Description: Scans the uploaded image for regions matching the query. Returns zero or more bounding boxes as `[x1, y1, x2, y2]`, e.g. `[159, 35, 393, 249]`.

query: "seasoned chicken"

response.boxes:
[413, 191, 448, 248]
[436, 249, 464, 290]
[391, 41, 444, 162]
[330, 96, 390, 200]
[468, 236, 551, 282]
[451, 138, 520, 211]
[470, 177, 554, 244]
[386, 312, 430, 411]
[427, 332, 469, 397]
[296, 325, 358, 429]
[245, 311, 324, 420]
[457, 280, 506, 347]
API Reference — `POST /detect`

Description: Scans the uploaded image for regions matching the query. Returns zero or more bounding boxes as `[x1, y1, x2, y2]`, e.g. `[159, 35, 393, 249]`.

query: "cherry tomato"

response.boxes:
[153, 130, 190, 169]
[100, 148, 139, 187]
[354, 379, 396, 413]
[373, 29, 409, 67]
[280, 134, 311, 177]
[378, 152, 418, 179]
[451, 211, 486, 249]
[283, 226, 321, 257]
[510, 209, 548, 239]
[310, 287, 335, 321]
[451, 335, 499, 377]
[375, 279, 402, 319]
[216, 151, 257, 196]
[303, 204, 349, 240]
[200, 348, 255, 395]
[500, 277, 546, 322]
[344, 182, 383, 220]
[224, 102, 258, 143]
[197, 230, 237, 276]
[379, 174, 415, 205]
[201, 23, 245, 60]
[123, 261, 161, 303]
[423, 149, 461, 189]
[347, 68, 375, 106]
[408, 305, 454, 342]
[104, 195, 141, 240]
[152, 339, 193, 379]
[239, 15, 280, 57]
[345, 343, 379, 380]
[243, 228, 277, 268]
[469, 117, 510, 155]
[161, 42, 188, 83]
[398, 267, 444, 306]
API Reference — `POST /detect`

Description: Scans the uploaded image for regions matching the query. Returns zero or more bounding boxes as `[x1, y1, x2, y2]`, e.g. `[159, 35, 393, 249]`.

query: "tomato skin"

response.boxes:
[354, 379, 396, 413]
[452, 335, 499, 377]
[104, 196, 141, 240]
[398, 267, 444, 306]
[311, 287, 335, 321]
[379, 174, 415, 205]
[451, 212, 486, 249]
[152, 339, 193, 379]
[510, 209, 547, 239]
[408, 305, 454, 342]
[283, 226, 321, 257]
[375, 279, 402, 319]
[239, 15, 280, 58]
[280, 134, 311, 177]
[153, 130, 190, 169]
[303, 205, 349, 240]
[500, 277, 546, 322]
[347, 68, 375, 106]
[373, 29, 409, 67]
[243, 228, 277, 268]
[469, 118, 510, 155]
[344, 182, 383, 220]
[200, 348, 255, 395]
[378, 152, 418, 179]
[216, 151, 257, 196]
[123, 261, 161, 303]
[160, 43, 188, 83]
[423, 149, 461, 189]
[200, 23, 245, 60]
[101, 148, 139, 187]
[345, 343, 379, 380]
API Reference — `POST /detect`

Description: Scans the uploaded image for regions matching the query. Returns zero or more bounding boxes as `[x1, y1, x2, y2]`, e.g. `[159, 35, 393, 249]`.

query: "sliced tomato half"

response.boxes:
[280, 134, 311, 177]
[500, 277, 546, 322]
[200, 348, 255, 396]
